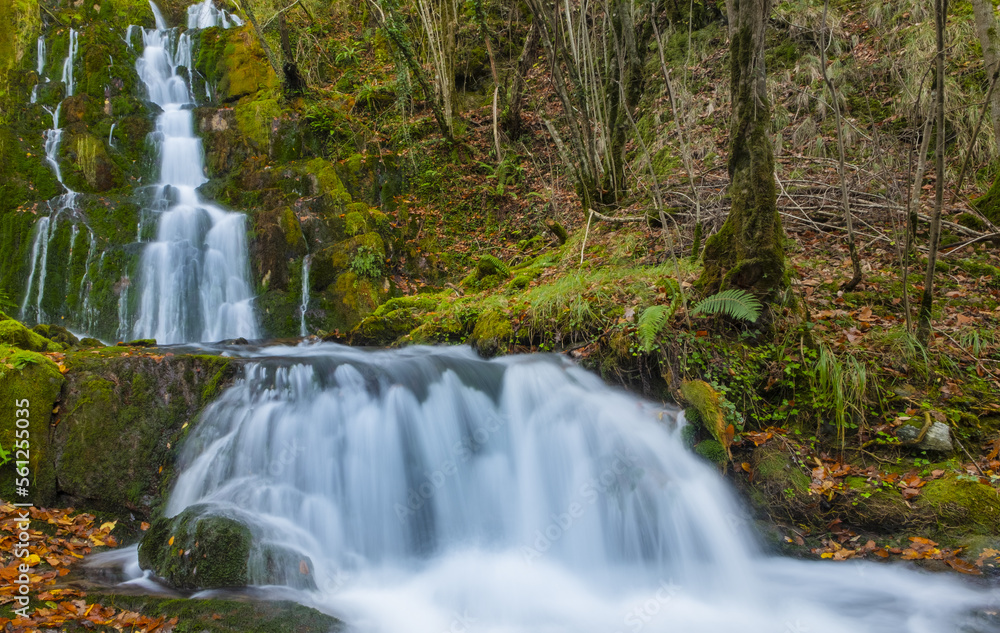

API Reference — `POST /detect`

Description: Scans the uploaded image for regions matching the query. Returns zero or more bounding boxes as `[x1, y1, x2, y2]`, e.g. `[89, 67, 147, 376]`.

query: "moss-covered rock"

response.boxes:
[139, 505, 253, 589]
[680, 380, 729, 458]
[33, 323, 80, 347]
[0, 319, 62, 352]
[469, 308, 512, 358]
[0, 345, 65, 505]
[139, 504, 318, 591]
[78, 593, 341, 633]
[915, 475, 1000, 536]
[694, 439, 728, 464]
[350, 308, 420, 346]
[53, 350, 240, 516]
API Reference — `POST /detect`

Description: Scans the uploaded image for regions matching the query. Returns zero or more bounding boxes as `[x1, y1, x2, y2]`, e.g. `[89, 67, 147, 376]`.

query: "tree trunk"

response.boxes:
[504, 22, 539, 136]
[235, 0, 282, 84]
[819, 0, 862, 291]
[917, 0, 949, 345]
[971, 0, 1000, 151]
[279, 14, 307, 97]
[698, 0, 786, 300]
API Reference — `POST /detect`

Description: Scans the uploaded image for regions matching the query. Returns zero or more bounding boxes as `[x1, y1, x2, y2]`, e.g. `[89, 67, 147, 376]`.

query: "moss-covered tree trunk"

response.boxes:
[698, 0, 786, 299]
[970, 0, 1000, 223]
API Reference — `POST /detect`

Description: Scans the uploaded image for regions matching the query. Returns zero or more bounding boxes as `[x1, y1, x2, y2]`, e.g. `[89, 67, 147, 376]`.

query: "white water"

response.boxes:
[300, 254, 312, 336]
[31, 35, 47, 103]
[61, 28, 78, 97]
[131, 5, 258, 344]
[187, 0, 243, 29]
[21, 27, 89, 326]
[107, 344, 993, 633]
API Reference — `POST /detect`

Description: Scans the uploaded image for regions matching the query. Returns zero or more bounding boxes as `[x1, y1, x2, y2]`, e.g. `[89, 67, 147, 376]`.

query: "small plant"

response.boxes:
[335, 42, 360, 65]
[350, 245, 383, 280]
[690, 289, 762, 323]
[637, 295, 681, 353]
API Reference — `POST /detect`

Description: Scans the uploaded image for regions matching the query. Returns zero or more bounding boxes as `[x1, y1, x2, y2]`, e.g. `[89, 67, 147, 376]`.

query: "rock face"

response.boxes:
[0, 343, 65, 504]
[897, 420, 954, 452]
[138, 504, 317, 591]
[52, 348, 240, 515]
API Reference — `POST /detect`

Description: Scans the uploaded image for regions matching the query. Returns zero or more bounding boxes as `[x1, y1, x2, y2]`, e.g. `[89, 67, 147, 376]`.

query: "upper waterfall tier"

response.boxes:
[131, 1, 258, 344]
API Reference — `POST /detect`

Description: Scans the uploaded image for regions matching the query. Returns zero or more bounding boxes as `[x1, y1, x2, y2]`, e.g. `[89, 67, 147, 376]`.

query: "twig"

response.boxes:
[580, 210, 594, 265]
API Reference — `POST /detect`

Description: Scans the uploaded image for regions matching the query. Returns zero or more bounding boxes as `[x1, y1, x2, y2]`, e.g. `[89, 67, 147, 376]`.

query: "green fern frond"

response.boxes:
[477, 254, 511, 278]
[690, 289, 762, 323]
[637, 301, 677, 352]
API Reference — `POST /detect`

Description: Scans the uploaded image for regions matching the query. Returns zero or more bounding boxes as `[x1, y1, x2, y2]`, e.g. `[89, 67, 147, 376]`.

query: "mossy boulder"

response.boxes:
[139, 505, 253, 589]
[0, 319, 62, 352]
[139, 504, 318, 591]
[680, 380, 729, 458]
[469, 308, 512, 358]
[52, 350, 240, 516]
[840, 475, 916, 533]
[350, 308, 421, 346]
[32, 324, 80, 347]
[80, 593, 342, 633]
[694, 439, 728, 464]
[915, 475, 1000, 536]
[0, 345, 65, 505]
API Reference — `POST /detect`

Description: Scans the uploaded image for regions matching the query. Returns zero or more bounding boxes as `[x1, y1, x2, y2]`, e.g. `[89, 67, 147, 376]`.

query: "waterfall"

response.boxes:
[22, 26, 88, 326]
[31, 35, 47, 103]
[131, 344, 990, 633]
[20, 216, 52, 322]
[186, 0, 243, 29]
[299, 254, 312, 336]
[42, 104, 67, 188]
[130, 3, 258, 344]
[61, 28, 79, 97]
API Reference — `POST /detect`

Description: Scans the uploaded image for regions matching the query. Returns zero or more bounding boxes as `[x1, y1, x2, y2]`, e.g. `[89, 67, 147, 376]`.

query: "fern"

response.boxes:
[637, 300, 678, 352]
[691, 289, 762, 323]
[477, 254, 510, 278]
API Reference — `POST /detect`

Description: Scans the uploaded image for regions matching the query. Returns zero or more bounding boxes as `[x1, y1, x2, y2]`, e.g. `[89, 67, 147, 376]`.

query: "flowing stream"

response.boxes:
[130, 4, 257, 343]
[98, 343, 996, 633]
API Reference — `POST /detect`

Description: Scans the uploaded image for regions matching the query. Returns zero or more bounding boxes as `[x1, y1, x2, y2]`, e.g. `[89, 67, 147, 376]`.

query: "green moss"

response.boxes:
[694, 439, 728, 464]
[469, 308, 512, 357]
[75, 594, 341, 633]
[53, 351, 238, 516]
[373, 295, 441, 317]
[753, 444, 810, 494]
[233, 96, 282, 151]
[305, 158, 352, 205]
[0, 344, 64, 504]
[407, 314, 464, 344]
[345, 211, 367, 236]
[138, 505, 253, 589]
[916, 475, 1000, 535]
[279, 206, 305, 248]
[350, 308, 421, 346]
[680, 380, 727, 450]
[973, 174, 1000, 225]
[0, 319, 62, 351]
[955, 212, 988, 232]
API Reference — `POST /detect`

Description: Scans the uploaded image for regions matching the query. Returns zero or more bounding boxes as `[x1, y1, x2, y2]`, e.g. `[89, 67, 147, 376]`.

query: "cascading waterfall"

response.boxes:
[300, 254, 312, 336]
[31, 35, 46, 103]
[61, 28, 79, 97]
[187, 0, 242, 29]
[106, 344, 993, 633]
[21, 28, 93, 326]
[130, 4, 258, 344]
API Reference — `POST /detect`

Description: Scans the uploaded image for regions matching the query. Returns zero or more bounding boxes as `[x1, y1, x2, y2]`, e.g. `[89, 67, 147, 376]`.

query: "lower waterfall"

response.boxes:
[107, 343, 993, 633]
